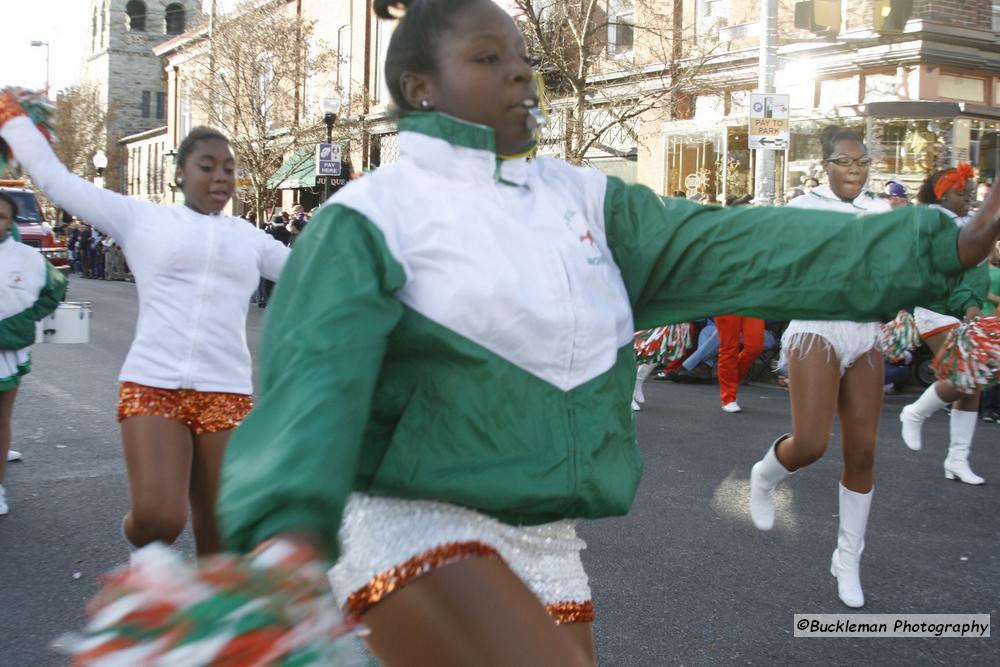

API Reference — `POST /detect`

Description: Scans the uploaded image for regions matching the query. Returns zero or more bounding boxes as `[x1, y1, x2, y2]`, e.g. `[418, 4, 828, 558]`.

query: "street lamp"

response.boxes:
[93, 150, 108, 189]
[30, 40, 50, 99]
[319, 95, 342, 202]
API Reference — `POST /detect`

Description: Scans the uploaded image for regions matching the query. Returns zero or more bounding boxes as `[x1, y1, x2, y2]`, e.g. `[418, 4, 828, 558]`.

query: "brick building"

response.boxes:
[83, 0, 201, 191]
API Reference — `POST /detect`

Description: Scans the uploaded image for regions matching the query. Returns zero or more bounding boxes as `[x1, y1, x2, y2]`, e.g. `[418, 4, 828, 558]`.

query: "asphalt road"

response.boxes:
[1, 278, 997, 666]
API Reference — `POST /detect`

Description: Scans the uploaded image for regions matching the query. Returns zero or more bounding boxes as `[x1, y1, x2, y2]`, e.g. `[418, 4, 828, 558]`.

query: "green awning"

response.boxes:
[267, 147, 316, 189]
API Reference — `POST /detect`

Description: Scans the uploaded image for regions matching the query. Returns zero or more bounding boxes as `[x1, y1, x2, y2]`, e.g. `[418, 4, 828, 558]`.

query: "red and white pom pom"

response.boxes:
[932, 315, 1000, 393]
[880, 310, 920, 363]
[633, 323, 692, 365]
[60, 540, 367, 666]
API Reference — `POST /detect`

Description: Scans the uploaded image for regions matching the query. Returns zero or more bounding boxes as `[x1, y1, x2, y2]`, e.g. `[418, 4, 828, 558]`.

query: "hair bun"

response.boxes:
[819, 125, 841, 146]
[374, 0, 415, 19]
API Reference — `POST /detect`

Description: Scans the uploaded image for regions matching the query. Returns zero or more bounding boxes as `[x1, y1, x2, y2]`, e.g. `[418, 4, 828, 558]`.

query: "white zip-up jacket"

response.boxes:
[786, 185, 891, 215]
[1, 115, 290, 394]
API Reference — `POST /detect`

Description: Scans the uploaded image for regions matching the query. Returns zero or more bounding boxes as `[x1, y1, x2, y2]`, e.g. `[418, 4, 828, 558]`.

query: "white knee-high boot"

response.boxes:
[633, 363, 655, 404]
[900, 384, 949, 451]
[830, 484, 872, 608]
[944, 410, 985, 485]
[749, 434, 794, 530]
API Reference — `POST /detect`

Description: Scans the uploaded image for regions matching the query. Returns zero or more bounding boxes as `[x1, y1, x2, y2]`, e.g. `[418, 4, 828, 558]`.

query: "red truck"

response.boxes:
[0, 179, 71, 275]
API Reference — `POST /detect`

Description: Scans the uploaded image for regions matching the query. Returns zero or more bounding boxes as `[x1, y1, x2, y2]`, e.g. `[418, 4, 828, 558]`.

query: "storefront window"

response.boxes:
[871, 118, 954, 176]
[663, 130, 723, 202]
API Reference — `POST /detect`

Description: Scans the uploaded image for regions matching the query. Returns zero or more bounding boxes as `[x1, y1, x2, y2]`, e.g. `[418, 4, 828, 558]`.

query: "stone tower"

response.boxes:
[82, 0, 202, 142]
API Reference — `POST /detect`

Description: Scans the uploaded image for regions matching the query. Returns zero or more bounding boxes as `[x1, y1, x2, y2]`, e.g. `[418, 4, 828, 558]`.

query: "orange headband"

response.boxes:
[934, 163, 974, 200]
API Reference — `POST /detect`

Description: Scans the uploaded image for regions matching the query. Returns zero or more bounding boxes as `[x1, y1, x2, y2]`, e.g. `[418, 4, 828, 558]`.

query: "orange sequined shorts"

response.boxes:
[328, 494, 594, 625]
[116, 382, 253, 434]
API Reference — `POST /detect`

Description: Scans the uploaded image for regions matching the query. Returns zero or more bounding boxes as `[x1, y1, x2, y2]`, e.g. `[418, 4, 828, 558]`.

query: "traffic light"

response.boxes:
[794, 1, 842, 36]
[873, 0, 913, 35]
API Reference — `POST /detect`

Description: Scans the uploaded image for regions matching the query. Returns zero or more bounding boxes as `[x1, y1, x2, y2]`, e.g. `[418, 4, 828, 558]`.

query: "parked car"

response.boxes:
[0, 179, 71, 275]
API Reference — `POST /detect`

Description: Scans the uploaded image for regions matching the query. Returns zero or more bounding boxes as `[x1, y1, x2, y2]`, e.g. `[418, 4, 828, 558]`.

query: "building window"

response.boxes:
[92, 10, 97, 50]
[165, 3, 186, 35]
[125, 1, 147, 32]
[155, 92, 166, 119]
[696, 0, 729, 38]
[101, 1, 108, 48]
[375, 19, 394, 104]
[338, 26, 352, 101]
[607, 0, 635, 57]
[141, 91, 151, 118]
[993, 2, 1000, 32]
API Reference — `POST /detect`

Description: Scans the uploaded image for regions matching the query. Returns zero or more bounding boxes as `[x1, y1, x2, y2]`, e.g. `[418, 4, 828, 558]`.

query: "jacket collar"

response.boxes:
[807, 185, 878, 208]
[397, 112, 533, 188]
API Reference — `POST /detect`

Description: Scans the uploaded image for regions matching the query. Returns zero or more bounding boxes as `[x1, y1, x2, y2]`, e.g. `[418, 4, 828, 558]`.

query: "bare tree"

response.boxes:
[52, 83, 116, 183]
[513, 0, 720, 165]
[178, 0, 339, 215]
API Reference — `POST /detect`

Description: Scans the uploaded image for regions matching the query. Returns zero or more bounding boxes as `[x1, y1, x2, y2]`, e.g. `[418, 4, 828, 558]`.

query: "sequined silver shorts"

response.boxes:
[328, 493, 594, 624]
[780, 320, 883, 376]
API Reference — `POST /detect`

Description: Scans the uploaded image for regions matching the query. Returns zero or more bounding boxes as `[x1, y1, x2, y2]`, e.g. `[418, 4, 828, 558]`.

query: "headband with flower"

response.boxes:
[933, 162, 975, 200]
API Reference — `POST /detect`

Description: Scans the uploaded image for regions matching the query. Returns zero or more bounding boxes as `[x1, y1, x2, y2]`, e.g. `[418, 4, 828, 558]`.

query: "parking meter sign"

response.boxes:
[316, 143, 342, 177]
[748, 93, 790, 150]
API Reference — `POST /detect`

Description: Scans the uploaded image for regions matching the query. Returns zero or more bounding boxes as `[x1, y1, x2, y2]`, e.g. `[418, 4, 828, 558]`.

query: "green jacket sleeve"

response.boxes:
[0, 261, 66, 349]
[218, 205, 406, 559]
[602, 178, 966, 328]
[944, 261, 989, 316]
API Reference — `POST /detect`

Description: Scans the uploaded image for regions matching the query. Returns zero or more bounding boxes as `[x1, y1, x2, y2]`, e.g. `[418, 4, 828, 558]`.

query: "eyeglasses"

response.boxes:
[827, 156, 872, 168]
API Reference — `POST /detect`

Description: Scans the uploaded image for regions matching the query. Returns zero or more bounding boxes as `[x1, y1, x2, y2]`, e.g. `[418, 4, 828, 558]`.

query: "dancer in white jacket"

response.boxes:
[901, 165, 988, 485]
[0, 192, 66, 515]
[0, 94, 290, 553]
[749, 127, 892, 609]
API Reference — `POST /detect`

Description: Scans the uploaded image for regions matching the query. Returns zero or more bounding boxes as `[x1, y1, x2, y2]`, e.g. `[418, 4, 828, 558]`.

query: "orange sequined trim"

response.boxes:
[344, 541, 594, 625]
[116, 382, 252, 434]
[0, 92, 28, 127]
[345, 541, 505, 619]
[545, 600, 595, 625]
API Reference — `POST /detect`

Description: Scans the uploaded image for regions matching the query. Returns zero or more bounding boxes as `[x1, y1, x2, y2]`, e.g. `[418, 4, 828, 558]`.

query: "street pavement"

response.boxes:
[1, 278, 997, 666]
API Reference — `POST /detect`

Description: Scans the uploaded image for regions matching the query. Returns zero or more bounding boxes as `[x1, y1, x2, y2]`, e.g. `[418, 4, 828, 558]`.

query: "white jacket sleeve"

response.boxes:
[1, 115, 147, 244]
[258, 230, 291, 281]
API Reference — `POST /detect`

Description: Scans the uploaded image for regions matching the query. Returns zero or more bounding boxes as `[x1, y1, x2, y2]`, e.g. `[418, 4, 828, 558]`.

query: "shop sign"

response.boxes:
[748, 93, 790, 150]
[953, 119, 971, 164]
[236, 168, 253, 194]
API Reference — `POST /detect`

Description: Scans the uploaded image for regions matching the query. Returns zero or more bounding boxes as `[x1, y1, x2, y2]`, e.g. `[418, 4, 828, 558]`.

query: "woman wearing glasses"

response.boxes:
[748, 126, 890, 608]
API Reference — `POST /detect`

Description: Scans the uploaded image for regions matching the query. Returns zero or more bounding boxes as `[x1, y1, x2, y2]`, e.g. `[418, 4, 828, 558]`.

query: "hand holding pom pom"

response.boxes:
[0, 87, 56, 173]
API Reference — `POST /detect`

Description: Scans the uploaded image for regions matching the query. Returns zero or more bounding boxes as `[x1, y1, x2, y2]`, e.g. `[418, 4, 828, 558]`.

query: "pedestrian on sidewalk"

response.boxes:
[900, 164, 989, 485]
[714, 315, 764, 413]
[209, 3, 1000, 663]
[0, 191, 67, 515]
[0, 96, 290, 554]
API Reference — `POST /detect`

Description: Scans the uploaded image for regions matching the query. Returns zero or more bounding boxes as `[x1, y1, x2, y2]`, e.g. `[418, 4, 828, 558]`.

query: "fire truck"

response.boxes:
[0, 179, 71, 275]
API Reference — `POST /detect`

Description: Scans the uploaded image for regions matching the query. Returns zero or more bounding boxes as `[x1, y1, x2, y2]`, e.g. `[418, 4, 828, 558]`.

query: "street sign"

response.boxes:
[236, 168, 253, 194]
[748, 93, 790, 151]
[316, 143, 342, 177]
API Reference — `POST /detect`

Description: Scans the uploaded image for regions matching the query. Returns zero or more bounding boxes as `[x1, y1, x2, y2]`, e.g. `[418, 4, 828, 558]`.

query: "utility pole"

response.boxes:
[754, 0, 778, 205]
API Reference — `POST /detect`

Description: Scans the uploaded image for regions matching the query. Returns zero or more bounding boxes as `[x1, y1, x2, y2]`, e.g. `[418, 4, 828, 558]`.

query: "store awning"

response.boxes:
[267, 146, 316, 190]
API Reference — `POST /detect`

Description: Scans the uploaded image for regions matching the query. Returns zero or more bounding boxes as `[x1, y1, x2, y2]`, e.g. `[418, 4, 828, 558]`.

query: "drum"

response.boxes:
[34, 301, 92, 344]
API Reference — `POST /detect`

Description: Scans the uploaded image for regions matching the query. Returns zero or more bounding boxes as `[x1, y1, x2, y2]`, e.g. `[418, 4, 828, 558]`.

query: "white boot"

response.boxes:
[900, 384, 949, 451]
[633, 363, 655, 404]
[944, 410, 985, 485]
[749, 435, 794, 530]
[631, 399, 640, 411]
[830, 484, 872, 608]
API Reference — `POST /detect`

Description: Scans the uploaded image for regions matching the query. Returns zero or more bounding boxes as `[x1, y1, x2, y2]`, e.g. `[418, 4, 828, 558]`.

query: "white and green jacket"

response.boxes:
[220, 112, 972, 558]
[0, 229, 67, 390]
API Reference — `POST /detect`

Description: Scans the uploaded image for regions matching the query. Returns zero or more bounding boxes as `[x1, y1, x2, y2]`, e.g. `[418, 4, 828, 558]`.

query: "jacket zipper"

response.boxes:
[182, 217, 217, 387]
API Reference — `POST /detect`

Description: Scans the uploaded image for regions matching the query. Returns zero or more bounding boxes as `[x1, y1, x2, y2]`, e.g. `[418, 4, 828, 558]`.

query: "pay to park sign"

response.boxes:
[748, 93, 790, 150]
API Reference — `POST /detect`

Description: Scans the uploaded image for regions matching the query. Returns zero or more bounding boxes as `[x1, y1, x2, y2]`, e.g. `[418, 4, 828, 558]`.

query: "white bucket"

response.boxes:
[34, 302, 92, 344]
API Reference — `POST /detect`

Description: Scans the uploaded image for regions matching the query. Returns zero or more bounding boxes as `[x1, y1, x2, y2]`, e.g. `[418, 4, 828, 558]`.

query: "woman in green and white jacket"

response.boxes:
[0, 191, 66, 516]
[217, 1, 1000, 664]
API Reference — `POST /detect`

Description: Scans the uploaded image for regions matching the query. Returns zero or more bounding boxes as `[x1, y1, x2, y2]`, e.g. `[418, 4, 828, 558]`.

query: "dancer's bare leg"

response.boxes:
[362, 556, 593, 667]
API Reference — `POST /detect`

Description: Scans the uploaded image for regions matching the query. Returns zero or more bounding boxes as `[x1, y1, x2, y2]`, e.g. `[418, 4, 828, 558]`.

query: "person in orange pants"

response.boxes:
[715, 315, 765, 413]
